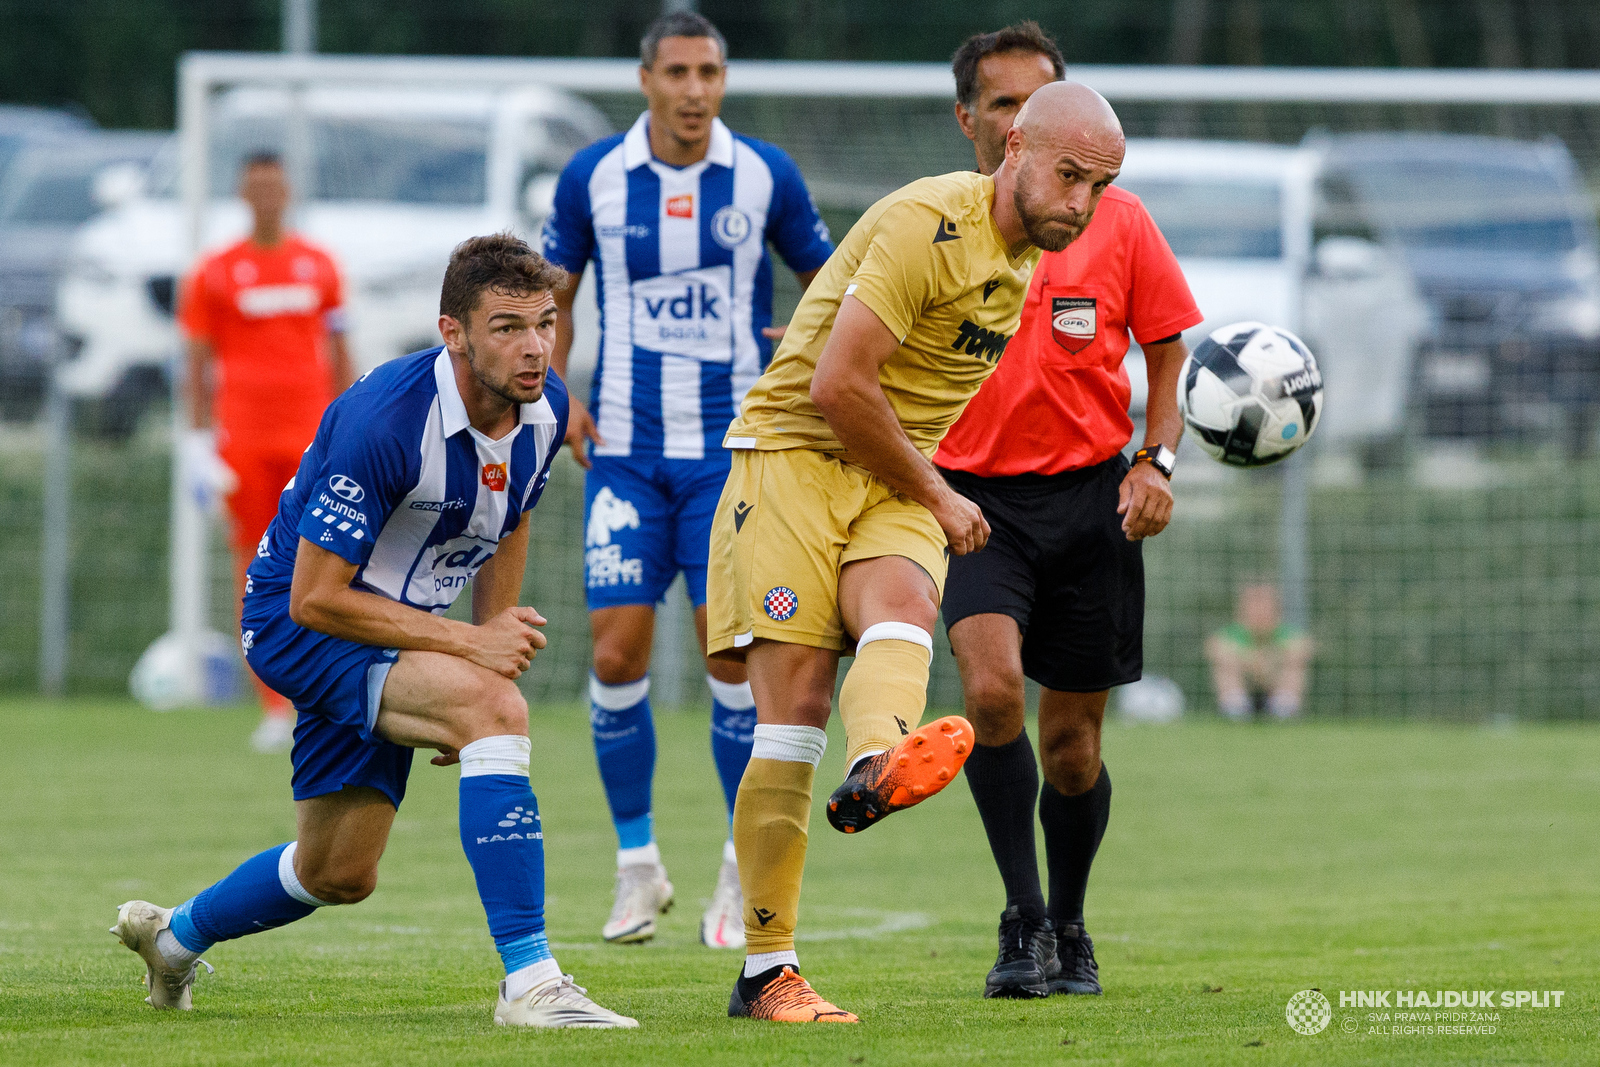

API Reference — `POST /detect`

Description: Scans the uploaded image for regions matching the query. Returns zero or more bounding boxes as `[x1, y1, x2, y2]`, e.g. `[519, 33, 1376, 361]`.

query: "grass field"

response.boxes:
[1, 698, 1596, 1065]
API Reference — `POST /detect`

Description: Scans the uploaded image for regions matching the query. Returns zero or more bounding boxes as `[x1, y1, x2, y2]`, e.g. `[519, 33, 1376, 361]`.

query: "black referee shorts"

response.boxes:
[938, 455, 1143, 693]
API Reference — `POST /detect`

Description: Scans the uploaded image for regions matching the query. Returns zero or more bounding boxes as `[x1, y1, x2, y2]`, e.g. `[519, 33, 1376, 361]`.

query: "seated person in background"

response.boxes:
[1205, 583, 1312, 720]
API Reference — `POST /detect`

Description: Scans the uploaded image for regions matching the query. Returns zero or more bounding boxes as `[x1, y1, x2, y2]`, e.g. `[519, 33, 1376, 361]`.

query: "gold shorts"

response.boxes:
[706, 447, 949, 658]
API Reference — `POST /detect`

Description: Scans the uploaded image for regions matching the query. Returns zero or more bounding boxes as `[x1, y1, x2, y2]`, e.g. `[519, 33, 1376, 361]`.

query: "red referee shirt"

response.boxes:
[935, 186, 1202, 477]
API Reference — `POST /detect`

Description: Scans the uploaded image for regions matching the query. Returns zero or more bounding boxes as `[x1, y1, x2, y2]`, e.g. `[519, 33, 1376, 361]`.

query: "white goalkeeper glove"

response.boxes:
[182, 428, 238, 515]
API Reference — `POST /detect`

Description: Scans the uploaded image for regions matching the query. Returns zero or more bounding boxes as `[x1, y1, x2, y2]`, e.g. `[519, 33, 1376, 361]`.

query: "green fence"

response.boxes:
[3, 422, 1595, 719]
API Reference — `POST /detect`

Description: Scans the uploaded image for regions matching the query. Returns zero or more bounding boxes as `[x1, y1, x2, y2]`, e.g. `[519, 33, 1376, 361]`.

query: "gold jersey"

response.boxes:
[724, 171, 1038, 459]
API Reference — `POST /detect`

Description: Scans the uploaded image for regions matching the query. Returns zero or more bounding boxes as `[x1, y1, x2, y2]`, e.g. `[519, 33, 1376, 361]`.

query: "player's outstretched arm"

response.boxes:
[811, 295, 990, 554]
[1118, 335, 1188, 541]
[551, 268, 604, 469]
[289, 538, 546, 679]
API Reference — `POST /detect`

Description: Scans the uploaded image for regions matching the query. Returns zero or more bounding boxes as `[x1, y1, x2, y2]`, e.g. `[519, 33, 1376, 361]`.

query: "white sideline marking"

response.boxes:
[797, 909, 932, 942]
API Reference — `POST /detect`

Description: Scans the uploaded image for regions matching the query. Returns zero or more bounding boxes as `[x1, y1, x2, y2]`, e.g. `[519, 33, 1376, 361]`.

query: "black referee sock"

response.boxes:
[963, 731, 1047, 918]
[1040, 764, 1112, 929]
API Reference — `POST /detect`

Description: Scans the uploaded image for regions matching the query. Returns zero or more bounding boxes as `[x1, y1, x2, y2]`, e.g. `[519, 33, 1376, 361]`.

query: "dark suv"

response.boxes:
[1311, 133, 1600, 450]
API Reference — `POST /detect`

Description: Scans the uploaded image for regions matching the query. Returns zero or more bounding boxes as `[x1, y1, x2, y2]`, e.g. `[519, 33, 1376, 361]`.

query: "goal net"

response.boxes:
[112, 55, 1600, 719]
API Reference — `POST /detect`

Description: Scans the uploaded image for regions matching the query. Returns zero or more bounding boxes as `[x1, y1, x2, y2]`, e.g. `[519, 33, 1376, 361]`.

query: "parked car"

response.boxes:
[1308, 132, 1600, 449]
[0, 129, 166, 419]
[56, 84, 609, 436]
[1114, 138, 1430, 456]
[0, 104, 93, 186]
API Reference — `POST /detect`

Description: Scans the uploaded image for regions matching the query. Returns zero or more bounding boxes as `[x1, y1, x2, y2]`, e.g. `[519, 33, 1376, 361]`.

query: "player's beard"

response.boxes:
[464, 336, 544, 406]
[1012, 179, 1091, 253]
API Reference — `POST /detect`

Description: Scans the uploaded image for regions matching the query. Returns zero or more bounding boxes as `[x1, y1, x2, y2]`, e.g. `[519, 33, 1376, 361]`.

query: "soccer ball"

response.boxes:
[129, 630, 241, 710]
[1177, 322, 1323, 467]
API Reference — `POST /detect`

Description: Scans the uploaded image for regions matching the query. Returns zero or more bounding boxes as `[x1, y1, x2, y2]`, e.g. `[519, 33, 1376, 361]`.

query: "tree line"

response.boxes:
[4, 0, 1599, 130]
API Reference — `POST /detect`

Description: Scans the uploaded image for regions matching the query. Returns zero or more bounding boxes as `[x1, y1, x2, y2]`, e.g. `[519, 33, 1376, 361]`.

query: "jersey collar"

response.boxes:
[622, 112, 735, 171]
[432, 347, 558, 440]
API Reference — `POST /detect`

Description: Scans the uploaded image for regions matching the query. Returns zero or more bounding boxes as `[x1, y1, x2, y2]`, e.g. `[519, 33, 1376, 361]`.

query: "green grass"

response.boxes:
[1, 698, 1596, 1065]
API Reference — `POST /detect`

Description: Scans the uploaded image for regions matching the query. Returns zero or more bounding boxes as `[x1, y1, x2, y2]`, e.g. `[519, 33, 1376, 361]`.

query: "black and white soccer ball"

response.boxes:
[1177, 321, 1323, 467]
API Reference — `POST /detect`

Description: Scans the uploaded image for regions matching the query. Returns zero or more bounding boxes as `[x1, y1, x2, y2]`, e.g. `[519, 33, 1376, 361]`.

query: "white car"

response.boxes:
[56, 84, 610, 425]
[1115, 139, 1429, 449]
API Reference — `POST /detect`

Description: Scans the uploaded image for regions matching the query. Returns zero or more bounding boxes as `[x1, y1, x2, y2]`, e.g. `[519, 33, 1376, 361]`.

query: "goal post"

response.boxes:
[145, 53, 1600, 718]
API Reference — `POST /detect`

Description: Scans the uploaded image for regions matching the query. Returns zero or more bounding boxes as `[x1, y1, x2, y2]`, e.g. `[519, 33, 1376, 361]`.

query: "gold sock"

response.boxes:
[839, 623, 933, 769]
[734, 756, 817, 954]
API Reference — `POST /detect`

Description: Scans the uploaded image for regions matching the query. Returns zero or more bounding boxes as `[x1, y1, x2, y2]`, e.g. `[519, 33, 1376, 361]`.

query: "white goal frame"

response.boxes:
[153, 52, 1600, 703]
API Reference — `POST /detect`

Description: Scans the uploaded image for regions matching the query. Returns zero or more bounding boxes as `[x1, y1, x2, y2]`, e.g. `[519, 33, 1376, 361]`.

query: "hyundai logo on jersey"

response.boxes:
[330, 475, 365, 503]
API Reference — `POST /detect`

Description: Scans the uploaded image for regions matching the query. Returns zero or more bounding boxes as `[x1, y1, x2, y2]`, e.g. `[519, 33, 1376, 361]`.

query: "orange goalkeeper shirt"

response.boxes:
[178, 234, 345, 450]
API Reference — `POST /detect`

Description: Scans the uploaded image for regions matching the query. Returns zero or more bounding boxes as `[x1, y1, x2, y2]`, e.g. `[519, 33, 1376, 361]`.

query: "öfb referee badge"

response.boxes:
[1051, 296, 1097, 353]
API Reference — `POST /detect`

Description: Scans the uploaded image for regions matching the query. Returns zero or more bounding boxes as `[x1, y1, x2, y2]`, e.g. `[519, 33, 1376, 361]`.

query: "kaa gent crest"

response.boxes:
[1051, 297, 1097, 354]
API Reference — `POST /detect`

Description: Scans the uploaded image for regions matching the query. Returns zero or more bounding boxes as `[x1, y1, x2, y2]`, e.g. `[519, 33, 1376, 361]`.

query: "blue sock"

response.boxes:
[458, 735, 553, 977]
[168, 842, 330, 953]
[707, 675, 756, 821]
[589, 674, 655, 850]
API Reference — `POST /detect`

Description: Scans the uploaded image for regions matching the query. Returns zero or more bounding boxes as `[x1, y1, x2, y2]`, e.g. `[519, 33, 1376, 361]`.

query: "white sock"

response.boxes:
[750, 723, 827, 766]
[722, 838, 738, 865]
[707, 675, 755, 710]
[155, 928, 201, 969]
[744, 949, 800, 978]
[617, 841, 661, 869]
[459, 735, 532, 778]
[505, 957, 563, 1001]
[278, 841, 337, 908]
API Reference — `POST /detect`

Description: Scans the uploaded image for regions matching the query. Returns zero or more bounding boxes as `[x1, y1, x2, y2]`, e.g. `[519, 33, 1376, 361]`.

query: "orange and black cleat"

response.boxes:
[728, 965, 859, 1023]
[826, 715, 972, 834]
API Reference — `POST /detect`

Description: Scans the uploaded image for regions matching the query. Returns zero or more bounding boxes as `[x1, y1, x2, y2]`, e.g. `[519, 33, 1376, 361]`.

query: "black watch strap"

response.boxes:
[1133, 444, 1176, 479]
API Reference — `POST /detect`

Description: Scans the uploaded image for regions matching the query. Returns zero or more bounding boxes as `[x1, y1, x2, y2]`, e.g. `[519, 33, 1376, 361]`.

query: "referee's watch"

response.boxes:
[1132, 444, 1176, 480]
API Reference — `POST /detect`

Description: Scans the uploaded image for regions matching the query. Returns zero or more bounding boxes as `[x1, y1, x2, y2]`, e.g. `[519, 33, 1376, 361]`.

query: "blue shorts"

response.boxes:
[583, 452, 731, 610]
[241, 595, 414, 808]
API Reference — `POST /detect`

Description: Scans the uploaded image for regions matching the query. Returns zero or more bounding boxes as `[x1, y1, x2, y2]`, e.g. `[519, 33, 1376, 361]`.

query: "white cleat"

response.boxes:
[699, 858, 745, 949]
[251, 714, 295, 753]
[109, 900, 211, 1010]
[602, 863, 673, 943]
[494, 973, 639, 1028]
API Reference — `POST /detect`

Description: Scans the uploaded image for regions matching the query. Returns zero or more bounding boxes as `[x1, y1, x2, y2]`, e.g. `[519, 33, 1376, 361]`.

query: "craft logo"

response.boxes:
[481, 462, 507, 492]
[666, 194, 694, 219]
[1051, 296, 1097, 354]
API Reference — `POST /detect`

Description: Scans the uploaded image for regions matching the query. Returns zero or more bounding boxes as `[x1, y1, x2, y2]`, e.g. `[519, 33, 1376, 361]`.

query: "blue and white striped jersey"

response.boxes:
[246, 347, 568, 615]
[541, 113, 833, 459]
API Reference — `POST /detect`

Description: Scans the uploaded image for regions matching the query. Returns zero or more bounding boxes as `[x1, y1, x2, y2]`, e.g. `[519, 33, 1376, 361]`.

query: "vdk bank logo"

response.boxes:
[1286, 989, 1333, 1035]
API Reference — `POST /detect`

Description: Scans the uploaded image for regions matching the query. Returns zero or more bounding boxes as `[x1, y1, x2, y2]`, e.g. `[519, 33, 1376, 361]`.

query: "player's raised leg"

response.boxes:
[727, 641, 856, 1022]
[826, 557, 974, 835]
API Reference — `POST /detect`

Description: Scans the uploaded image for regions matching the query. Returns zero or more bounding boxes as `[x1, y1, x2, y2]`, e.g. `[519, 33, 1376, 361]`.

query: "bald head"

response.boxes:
[1003, 80, 1126, 251]
[1012, 80, 1122, 149]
